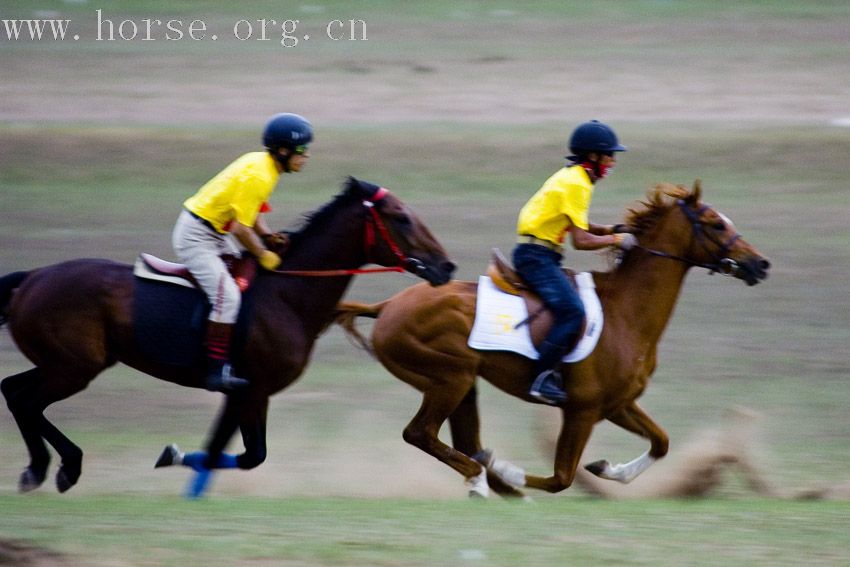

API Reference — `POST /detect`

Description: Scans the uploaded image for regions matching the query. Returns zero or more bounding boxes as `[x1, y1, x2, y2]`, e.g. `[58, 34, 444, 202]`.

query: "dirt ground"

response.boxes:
[2, 15, 849, 127]
[0, 539, 73, 567]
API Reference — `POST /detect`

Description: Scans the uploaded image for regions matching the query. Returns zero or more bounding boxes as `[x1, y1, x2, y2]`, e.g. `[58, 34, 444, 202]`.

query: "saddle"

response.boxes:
[131, 254, 257, 368]
[133, 253, 257, 293]
[485, 248, 586, 349]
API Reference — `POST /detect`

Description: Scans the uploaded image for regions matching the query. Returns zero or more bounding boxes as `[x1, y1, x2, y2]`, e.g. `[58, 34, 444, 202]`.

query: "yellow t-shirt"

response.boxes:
[184, 152, 279, 233]
[516, 165, 593, 244]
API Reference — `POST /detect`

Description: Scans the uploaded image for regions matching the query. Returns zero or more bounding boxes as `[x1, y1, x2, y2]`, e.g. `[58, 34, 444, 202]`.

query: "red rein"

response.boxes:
[273, 187, 407, 277]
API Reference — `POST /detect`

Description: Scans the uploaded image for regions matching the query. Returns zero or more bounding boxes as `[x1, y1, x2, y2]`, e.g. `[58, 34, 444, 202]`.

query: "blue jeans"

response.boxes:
[512, 243, 585, 373]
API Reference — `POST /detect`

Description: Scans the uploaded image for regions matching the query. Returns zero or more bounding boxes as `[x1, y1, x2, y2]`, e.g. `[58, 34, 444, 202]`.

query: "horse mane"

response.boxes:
[624, 182, 696, 235]
[284, 178, 365, 247]
[594, 181, 700, 289]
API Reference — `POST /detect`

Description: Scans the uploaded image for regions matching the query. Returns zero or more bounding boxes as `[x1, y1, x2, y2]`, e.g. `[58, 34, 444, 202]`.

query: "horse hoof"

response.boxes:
[584, 459, 609, 477]
[56, 467, 80, 493]
[18, 468, 46, 493]
[155, 444, 183, 468]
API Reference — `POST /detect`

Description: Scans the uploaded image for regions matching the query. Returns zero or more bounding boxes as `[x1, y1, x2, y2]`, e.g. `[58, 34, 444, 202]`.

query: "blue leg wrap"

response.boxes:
[182, 451, 239, 471]
[185, 468, 213, 500]
[181, 452, 238, 499]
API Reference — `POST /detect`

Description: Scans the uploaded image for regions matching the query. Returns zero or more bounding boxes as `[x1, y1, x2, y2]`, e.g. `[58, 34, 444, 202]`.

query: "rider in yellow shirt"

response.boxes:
[173, 113, 312, 392]
[514, 120, 636, 405]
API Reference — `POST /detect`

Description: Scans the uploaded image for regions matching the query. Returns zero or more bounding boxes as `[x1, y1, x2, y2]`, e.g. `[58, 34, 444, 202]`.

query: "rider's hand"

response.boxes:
[262, 233, 290, 254]
[614, 233, 638, 250]
[258, 250, 281, 271]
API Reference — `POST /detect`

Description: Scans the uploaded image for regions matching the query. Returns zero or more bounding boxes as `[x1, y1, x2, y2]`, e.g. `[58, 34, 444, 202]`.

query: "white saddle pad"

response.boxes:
[467, 274, 603, 363]
[133, 257, 195, 289]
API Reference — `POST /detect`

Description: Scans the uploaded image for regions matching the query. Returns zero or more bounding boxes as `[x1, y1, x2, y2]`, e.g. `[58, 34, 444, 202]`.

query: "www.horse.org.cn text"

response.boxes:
[1, 10, 368, 47]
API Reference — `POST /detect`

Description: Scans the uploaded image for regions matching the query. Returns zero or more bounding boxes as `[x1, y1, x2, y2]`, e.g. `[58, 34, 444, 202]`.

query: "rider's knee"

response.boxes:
[550, 297, 585, 321]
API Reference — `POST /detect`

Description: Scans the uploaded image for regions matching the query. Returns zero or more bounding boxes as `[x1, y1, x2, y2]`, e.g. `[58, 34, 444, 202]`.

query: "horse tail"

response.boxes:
[0, 271, 30, 328]
[333, 300, 388, 356]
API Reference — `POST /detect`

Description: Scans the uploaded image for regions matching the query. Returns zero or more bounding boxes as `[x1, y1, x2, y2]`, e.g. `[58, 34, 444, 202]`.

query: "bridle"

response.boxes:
[633, 199, 743, 276]
[272, 187, 422, 277]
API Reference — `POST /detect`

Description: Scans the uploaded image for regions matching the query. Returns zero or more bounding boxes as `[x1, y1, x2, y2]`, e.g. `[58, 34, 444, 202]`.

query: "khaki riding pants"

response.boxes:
[172, 210, 242, 324]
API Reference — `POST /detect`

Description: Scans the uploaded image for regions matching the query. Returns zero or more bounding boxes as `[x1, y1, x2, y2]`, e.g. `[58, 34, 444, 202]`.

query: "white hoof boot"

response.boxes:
[466, 468, 490, 499]
[490, 457, 527, 488]
[154, 443, 184, 468]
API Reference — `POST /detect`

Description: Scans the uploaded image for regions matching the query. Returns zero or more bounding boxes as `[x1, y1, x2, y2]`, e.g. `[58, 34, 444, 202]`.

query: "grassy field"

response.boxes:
[2, 1, 850, 565]
[1, 495, 849, 566]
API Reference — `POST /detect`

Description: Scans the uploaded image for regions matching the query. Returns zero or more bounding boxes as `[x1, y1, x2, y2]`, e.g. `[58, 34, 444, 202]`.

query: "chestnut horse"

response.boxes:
[335, 182, 770, 498]
[0, 177, 454, 495]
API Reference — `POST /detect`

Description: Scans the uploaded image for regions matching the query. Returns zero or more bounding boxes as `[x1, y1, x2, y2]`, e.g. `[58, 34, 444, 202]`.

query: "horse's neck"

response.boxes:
[607, 236, 691, 346]
[265, 214, 366, 331]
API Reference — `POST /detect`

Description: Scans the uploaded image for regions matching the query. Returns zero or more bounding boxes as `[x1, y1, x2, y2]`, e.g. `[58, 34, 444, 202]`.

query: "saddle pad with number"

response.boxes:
[467, 273, 603, 363]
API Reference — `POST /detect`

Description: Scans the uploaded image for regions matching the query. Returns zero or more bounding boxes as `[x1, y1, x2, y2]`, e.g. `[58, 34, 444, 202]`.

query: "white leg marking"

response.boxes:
[596, 450, 655, 483]
[489, 457, 527, 488]
[466, 467, 490, 498]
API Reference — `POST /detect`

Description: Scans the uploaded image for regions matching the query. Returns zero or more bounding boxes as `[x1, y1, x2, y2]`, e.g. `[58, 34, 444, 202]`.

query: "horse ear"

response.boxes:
[688, 179, 703, 204]
[345, 176, 362, 192]
[348, 177, 381, 199]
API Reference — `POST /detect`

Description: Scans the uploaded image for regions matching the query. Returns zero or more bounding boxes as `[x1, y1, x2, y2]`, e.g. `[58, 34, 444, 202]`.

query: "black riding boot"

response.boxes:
[529, 340, 569, 406]
[204, 322, 249, 392]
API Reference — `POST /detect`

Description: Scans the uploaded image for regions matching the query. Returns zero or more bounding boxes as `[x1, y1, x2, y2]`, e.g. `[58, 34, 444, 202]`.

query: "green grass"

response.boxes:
[1, 495, 849, 566]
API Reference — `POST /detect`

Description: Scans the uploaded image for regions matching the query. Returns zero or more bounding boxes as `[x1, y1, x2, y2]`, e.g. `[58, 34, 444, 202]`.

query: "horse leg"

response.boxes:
[235, 396, 268, 470]
[487, 409, 597, 493]
[403, 384, 490, 497]
[164, 392, 260, 499]
[584, 401, 668, 483]
[2, 370, 51, 491]
[447, 387, 527, 499]
[1, 367, 90, 493]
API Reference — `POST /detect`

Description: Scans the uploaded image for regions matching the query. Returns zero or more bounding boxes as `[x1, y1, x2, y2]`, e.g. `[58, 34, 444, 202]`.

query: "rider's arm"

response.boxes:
[231, 221, 281, 270]
[230, 221, 268, 258]
[253, 214, 273, 238]
[587, 222, 615, 236]
[570, 224, 619, 250]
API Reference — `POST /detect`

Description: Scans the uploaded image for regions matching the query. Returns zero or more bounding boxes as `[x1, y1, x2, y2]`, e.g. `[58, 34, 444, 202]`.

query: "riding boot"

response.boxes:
[204, 322, 249, 392]
[529, 340, 569, 406]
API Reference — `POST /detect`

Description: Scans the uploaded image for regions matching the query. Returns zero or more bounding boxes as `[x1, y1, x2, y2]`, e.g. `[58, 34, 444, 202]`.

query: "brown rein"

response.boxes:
[271, 188, 408, 278]
[633, 200, 742, 276]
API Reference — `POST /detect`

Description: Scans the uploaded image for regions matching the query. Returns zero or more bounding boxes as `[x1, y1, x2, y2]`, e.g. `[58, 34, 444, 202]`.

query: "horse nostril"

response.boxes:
[441, 261, 457, 275]
[759, 259, 771, 271]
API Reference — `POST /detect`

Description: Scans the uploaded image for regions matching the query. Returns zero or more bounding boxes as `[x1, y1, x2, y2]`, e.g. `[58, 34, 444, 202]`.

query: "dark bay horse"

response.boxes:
[335, 181, 770, 498]
[0, 177, 455, 494]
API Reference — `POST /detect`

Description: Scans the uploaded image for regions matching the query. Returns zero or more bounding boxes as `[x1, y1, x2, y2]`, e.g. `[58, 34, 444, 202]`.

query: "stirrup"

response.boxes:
[529, 370, 567, 406]
[205, 363, 249, 392]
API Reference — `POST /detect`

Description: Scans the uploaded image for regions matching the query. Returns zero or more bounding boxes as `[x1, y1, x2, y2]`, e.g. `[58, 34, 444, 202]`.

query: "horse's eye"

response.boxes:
[712, 222, 725, 230]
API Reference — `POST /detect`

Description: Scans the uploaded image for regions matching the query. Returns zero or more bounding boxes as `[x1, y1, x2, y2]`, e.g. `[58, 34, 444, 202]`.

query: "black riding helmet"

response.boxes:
[263, 113, 313, 171]
[567, 120, 627, 161]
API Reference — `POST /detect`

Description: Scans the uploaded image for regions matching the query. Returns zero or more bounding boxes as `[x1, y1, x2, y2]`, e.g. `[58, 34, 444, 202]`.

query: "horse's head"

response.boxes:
[626, 181, 770, 286]
[348, 177, 456, 285]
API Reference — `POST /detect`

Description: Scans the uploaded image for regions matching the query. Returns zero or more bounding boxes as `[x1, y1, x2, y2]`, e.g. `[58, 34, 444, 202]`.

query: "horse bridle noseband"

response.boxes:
[272, 188, 422, 277]
[633, 199, 742, 276]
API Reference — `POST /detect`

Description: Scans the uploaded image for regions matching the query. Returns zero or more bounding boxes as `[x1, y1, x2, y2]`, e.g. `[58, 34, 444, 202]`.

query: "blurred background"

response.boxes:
[1, 1, 849, 559]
